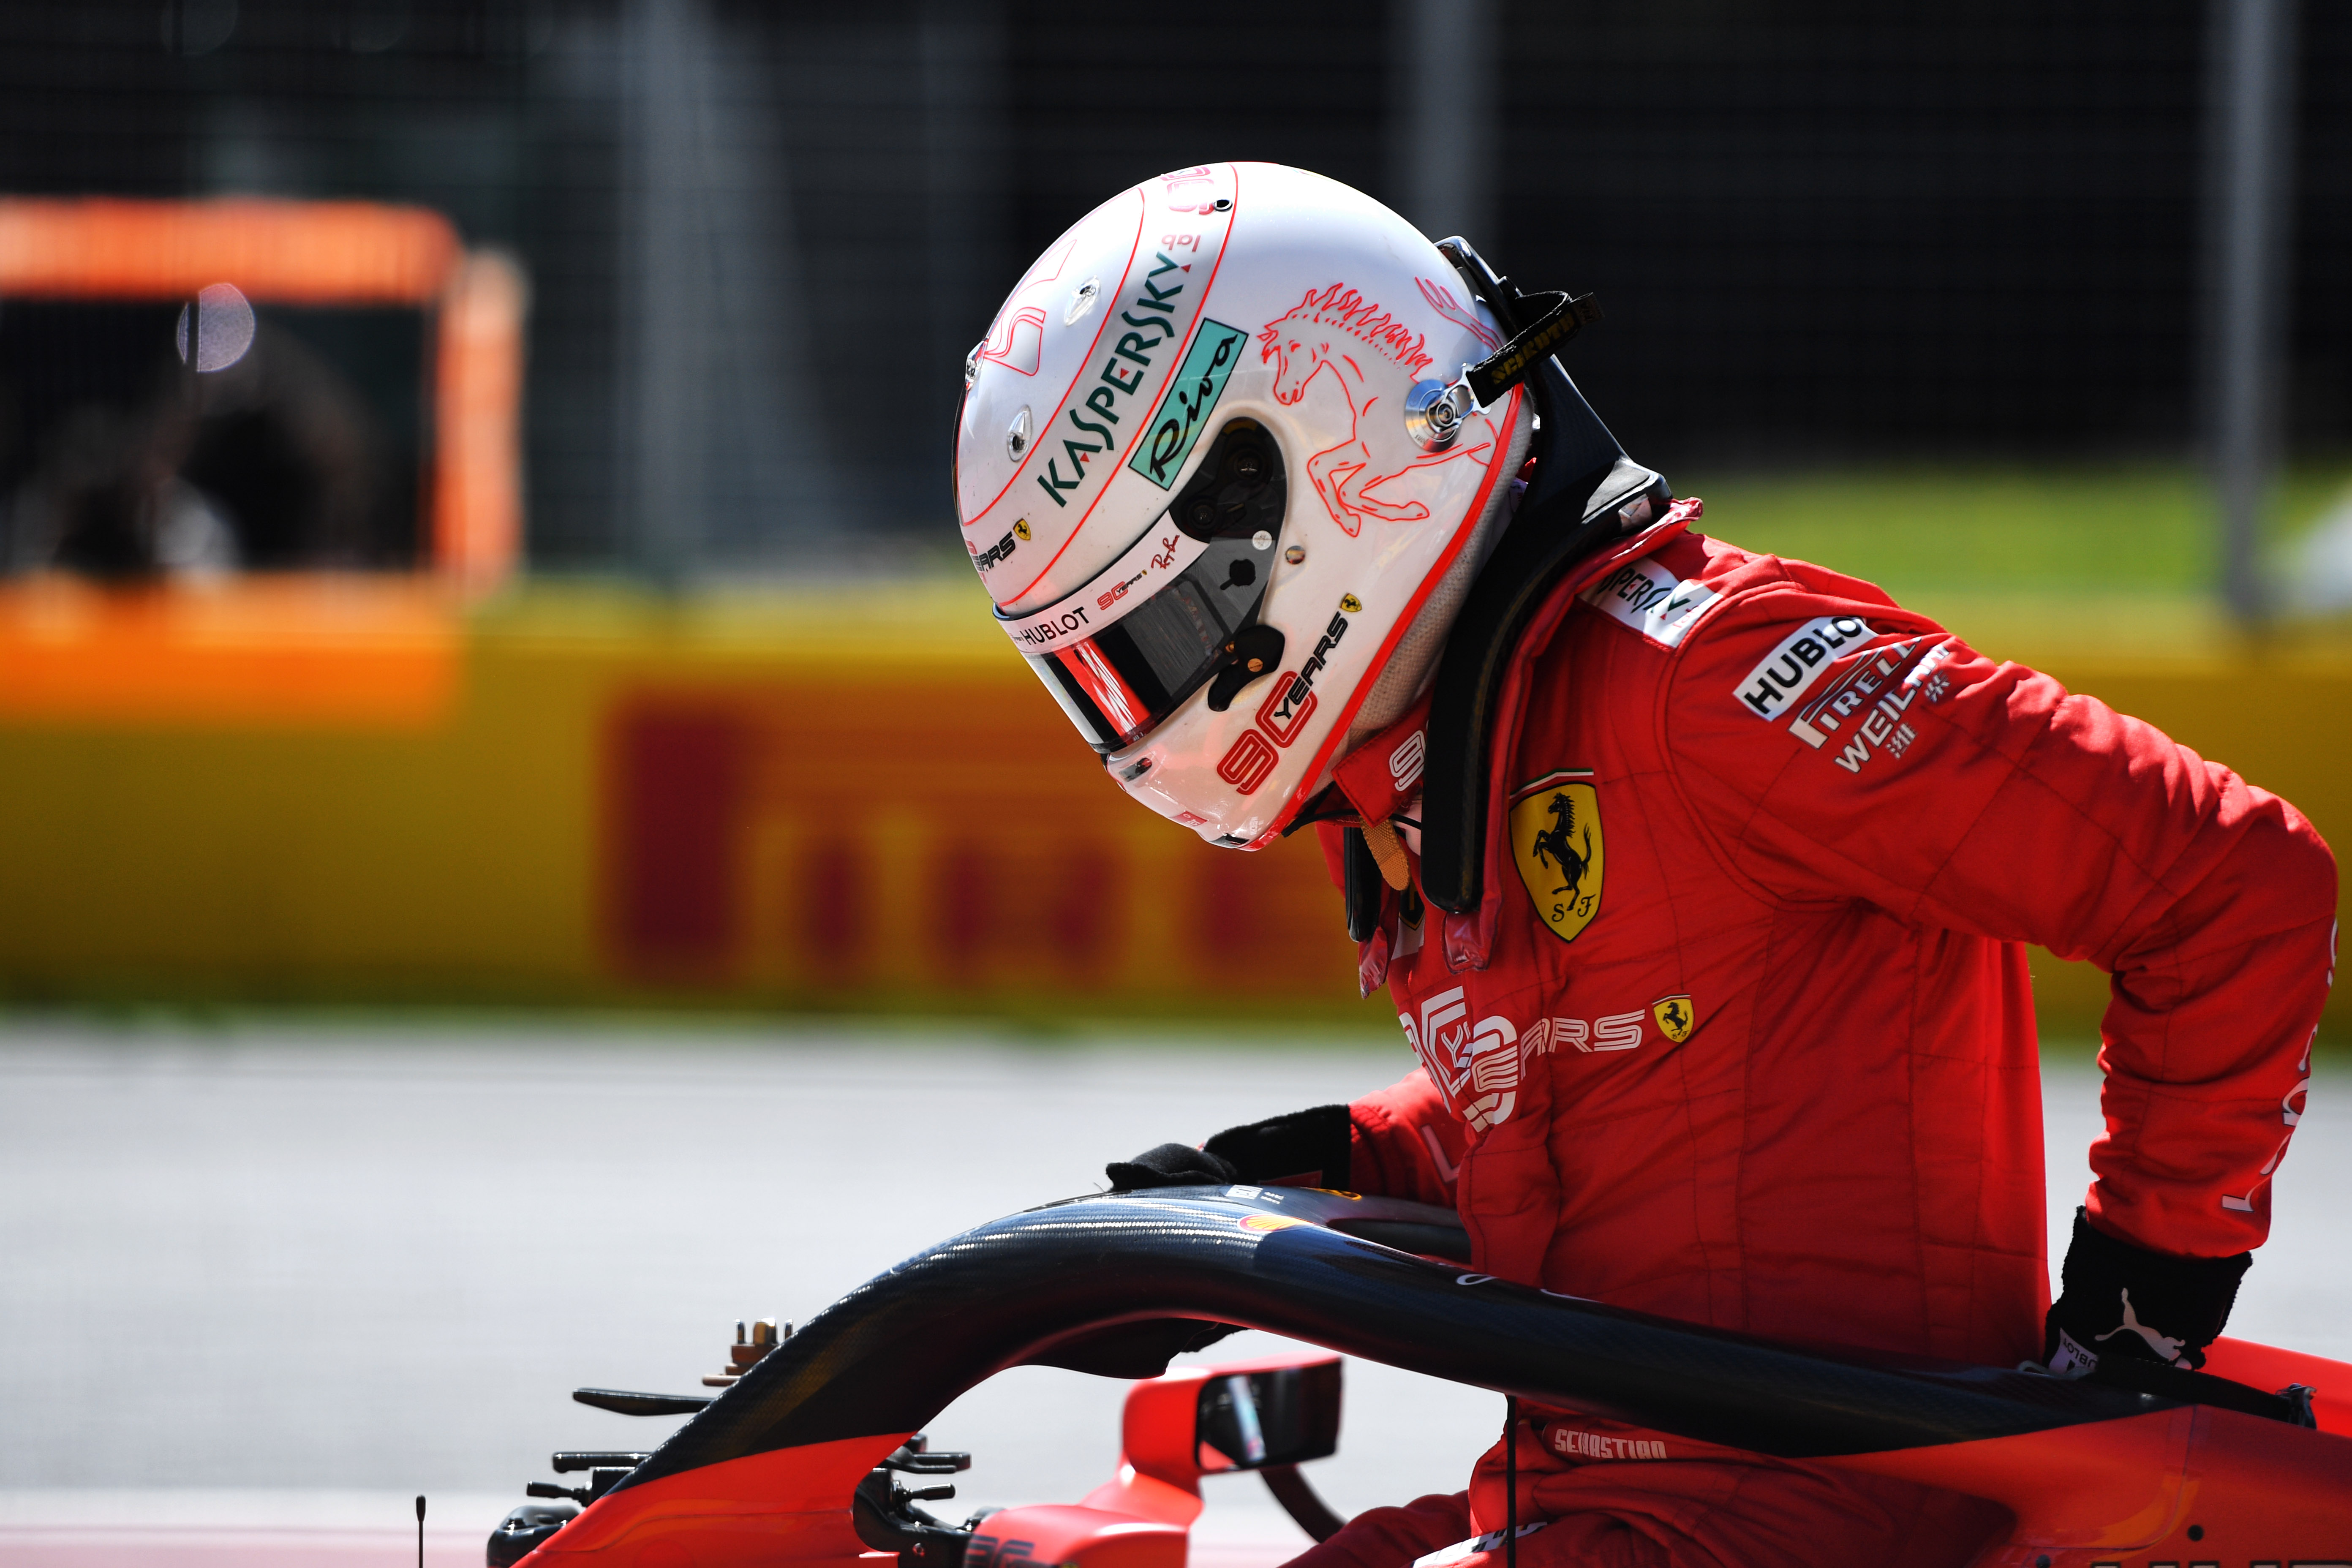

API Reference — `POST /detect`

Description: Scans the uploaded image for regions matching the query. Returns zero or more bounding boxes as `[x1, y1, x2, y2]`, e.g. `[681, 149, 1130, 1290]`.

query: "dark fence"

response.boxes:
[0, 0, 2344, 572]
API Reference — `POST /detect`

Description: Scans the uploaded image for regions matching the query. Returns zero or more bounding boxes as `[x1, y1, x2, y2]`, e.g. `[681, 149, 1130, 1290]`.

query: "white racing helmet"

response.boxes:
[955, 163, 1535, 848]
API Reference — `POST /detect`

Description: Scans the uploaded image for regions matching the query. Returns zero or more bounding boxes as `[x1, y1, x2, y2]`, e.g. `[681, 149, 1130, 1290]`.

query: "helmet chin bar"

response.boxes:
[1410, 236, 1674, 918]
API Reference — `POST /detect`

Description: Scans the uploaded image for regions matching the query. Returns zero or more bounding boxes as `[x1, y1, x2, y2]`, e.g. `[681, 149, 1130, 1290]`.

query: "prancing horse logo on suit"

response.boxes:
[1510, 770, 1604, 944]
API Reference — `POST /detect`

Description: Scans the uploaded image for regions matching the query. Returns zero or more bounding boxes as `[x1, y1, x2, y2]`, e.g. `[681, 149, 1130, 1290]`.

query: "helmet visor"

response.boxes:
[997, 421, 1287, 751]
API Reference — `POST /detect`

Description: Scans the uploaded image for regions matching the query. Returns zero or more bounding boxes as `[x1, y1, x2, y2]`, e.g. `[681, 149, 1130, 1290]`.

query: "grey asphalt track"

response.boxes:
[0, 1021, 2343, 1549]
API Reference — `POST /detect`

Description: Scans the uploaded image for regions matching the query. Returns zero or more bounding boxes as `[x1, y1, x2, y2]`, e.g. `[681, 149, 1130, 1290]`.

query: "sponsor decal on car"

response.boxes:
[965, 1535, 1043, 1568]
[1508, 770, 1603, 945]
[1580, 558, 1721, 648]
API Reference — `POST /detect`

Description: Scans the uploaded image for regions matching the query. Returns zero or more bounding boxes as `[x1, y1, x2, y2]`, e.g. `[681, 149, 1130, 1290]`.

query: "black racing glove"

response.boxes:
[1104, 1143, 1240, 1191]
[1105, 1105, 1353, 1192]
[2042, 1207, 2251, 1376]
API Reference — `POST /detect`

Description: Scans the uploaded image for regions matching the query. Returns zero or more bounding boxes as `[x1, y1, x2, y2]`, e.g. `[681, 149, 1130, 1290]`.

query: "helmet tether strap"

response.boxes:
[1463, 292, 1603, 409]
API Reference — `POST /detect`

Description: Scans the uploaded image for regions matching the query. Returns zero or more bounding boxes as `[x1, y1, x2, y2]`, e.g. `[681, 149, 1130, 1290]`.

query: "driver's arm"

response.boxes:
[1349, 1068, 1464, 1208]
[1105, 1071, 1463, 1205]
[1663, 571, 2335, 1364]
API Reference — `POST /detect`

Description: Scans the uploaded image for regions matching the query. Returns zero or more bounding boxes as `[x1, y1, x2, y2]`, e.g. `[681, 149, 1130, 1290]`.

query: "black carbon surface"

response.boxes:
[612, 1187, 2165, 1494]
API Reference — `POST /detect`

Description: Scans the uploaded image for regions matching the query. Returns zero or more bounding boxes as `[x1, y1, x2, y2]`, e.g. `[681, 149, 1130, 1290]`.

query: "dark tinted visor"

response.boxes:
[1004, 420, 1287, 751]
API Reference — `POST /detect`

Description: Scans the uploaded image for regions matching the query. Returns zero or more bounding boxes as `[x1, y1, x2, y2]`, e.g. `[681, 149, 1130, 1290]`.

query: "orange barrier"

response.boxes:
[0, 576, 459, 728]
[0, 197, 523, 589]
[0, 196, 457, 304]
[433, 253, 529, 592]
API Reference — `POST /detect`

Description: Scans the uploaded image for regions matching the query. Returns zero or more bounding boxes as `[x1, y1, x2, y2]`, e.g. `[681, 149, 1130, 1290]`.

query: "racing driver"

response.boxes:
[951, 163, 2337, 1568]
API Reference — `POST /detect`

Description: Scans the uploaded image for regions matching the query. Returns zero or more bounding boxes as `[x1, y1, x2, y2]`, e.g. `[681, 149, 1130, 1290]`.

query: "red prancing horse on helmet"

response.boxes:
[1258, 281, 1492, 538]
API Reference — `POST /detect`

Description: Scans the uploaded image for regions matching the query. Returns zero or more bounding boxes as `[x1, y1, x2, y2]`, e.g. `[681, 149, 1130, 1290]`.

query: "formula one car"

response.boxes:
[486, 1185, 2352, 1567]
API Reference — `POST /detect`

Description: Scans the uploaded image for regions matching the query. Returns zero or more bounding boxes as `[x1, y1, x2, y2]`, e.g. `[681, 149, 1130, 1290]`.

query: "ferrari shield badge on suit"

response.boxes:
[1509, 770, 1603, 944]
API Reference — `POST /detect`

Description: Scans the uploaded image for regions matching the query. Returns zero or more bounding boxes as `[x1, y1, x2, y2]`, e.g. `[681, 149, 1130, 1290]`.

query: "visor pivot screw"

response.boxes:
[1246, 658, 1264, 673]
[1283, 544, 1306, 565]
[1189, 500, 1216, 529]
[1234, 448, 1263, 478]
[1403, 379, 1473, 451]
[1250, 529, 1273, 551]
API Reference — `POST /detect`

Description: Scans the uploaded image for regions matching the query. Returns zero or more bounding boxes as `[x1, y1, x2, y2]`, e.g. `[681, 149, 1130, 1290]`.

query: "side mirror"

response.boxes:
[1194, 1359, 1341, 1473]
[1086, 1352, 1350, 1543]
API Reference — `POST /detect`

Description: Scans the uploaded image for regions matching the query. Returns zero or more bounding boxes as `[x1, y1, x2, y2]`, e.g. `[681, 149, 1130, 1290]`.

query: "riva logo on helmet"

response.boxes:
[1128, 319, 1248, 489]
[1732, 616, 1875, 718]
[1035, 253, 1197, 510]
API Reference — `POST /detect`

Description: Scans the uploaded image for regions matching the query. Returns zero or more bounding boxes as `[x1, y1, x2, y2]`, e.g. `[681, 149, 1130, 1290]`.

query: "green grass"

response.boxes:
[1671, 463, 2352, 598]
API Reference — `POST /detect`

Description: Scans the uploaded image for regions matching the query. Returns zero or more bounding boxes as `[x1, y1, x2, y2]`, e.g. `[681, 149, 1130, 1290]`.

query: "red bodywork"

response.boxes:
[528, 1341, 2352, 1567]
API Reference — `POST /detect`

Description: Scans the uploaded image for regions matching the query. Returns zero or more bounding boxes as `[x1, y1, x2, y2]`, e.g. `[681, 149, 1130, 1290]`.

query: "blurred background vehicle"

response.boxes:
[0, 2, 2347, 1555]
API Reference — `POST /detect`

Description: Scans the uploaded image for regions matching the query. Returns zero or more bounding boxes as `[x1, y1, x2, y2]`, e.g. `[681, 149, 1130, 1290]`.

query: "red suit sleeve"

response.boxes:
[1350, 1068, 1464, 1208]
[1663, 569, 2336, 1259]
[1278, 1492, 1468, 1568]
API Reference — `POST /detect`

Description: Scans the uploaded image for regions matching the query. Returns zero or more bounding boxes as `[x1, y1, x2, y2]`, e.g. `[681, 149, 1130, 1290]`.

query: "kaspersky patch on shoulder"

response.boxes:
[1579, 555, 1721, 648]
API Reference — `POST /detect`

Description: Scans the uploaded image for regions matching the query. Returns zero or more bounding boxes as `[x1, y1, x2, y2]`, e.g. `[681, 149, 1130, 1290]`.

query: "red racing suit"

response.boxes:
[1302, 502, 2337, 1568]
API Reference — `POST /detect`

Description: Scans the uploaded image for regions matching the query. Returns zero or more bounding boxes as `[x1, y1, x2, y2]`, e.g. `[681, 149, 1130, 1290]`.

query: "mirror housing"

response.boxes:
[1089, 1349, 1344, 1525]
[1194, 1361, 1341, 1473]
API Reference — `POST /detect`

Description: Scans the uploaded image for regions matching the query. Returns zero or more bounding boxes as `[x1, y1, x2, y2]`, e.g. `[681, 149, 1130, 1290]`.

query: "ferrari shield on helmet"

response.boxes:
[955, 163, 1534, 847]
